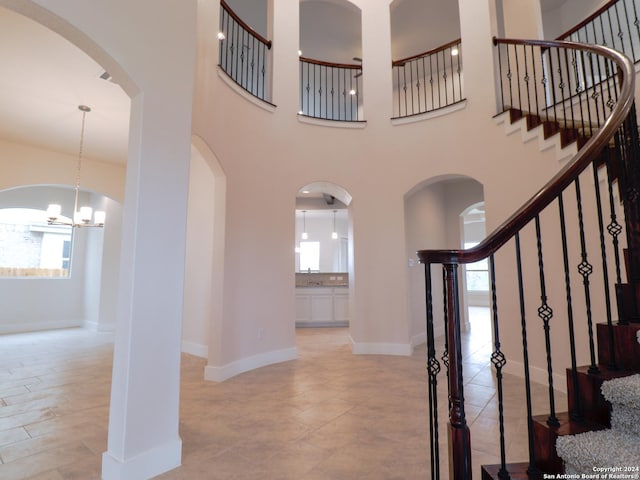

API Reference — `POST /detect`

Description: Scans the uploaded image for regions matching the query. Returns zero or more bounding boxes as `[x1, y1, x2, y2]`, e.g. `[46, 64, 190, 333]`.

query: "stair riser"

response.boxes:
[597, 322, 640, 370]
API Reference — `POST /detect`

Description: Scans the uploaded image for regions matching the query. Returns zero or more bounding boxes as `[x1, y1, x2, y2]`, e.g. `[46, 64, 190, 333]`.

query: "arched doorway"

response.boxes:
[404, 175, 484, 347]
[295, 182, 353, 331]
[0, 2, 196, 479]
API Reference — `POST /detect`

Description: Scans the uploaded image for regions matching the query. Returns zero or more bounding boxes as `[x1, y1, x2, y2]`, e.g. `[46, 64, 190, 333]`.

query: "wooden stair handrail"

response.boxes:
[220, 0, 272, 49]
[555, 0, 619, 40]
[418, 37, 635, 266]
[392, 38, 461, 67]
[299, 56, 362, 70]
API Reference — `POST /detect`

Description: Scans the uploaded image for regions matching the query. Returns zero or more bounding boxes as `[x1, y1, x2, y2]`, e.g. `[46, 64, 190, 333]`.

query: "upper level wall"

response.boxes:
[194, 0, 571, 367]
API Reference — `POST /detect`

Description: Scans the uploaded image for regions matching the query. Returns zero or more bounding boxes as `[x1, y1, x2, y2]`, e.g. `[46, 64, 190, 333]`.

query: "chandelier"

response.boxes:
[47, 105, 105, 227]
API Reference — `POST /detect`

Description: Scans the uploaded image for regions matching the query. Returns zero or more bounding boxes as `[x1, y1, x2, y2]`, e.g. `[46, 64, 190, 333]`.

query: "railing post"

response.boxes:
[443, 262, 472, 480]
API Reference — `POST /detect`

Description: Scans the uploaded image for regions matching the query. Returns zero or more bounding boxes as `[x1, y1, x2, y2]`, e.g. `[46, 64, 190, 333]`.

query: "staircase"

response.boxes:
[481, 106, 640, 479]
[418, 35, 640, 480]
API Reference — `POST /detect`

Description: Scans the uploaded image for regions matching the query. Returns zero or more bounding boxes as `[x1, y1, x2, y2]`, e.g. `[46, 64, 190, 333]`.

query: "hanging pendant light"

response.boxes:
[47, 105, 105, 228]
[331, 210, 338, 239]
[301, 210, 308, 239]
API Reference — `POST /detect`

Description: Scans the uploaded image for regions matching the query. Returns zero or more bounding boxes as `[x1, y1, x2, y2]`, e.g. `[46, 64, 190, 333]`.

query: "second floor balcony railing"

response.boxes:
[556, 0, 640, 64]
[299, 57, 363, 122]
[392, 39, 464, 119]
[218, 0, 272, 103]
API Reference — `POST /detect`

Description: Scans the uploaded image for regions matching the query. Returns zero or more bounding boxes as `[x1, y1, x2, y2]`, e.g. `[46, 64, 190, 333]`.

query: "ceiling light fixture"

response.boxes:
[47, 105, 105, 228]
[332, 210, 338, 240]
[301, 210, 308, 240]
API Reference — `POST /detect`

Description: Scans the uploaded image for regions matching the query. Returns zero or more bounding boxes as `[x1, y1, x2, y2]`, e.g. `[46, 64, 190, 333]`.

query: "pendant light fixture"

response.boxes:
[301, 210, 308, 239]
[331, 210, 338, 239]
[47, 105, 105, 228]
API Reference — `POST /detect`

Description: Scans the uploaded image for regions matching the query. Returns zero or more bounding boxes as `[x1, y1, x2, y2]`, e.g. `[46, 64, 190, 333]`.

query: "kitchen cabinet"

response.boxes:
[295, 286, 349, 327]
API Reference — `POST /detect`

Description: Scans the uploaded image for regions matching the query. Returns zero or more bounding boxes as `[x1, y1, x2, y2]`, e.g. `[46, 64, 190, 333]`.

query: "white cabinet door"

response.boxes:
[310, 293, 333, 323]
[295, 294, 311, 323]
[333, 291, 349, 322]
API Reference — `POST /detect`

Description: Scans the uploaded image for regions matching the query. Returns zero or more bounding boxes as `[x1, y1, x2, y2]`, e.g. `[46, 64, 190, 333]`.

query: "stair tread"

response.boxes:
[482, 462, 539, 480]
[532, 411, 606, 435]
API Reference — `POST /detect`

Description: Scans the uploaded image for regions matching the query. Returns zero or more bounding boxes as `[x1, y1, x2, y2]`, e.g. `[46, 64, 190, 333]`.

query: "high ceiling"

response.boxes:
[0, 0, 578, 168]
[0, 7, 130, 165]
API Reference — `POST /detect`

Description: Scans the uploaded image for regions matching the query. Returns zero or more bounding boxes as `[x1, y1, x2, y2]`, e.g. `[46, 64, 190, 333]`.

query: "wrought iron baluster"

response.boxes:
[497, 42, 506, 111]
[424, 264, 441, 480]
[620, 0, 636, 62]
[429, 54, 435, 112]
[557, 193, 582, 421]
[523, 45, 532, 117]
[515, 232, 539, 476]
[442, 267, 450, 405]
[631, 0, 640, 62]
[593, 159, 618, 370]
[421, 56, 428, 113]
[456, 43, 463, 103]
[489, 254, 510, 480]
[403, 65, 408, 117]
[514, 44, 522, 111]
[574, 177, 600, 373]
[441, 50, 448, 109]
[534, 214, 560, 427]
[409, 59, 416, 116]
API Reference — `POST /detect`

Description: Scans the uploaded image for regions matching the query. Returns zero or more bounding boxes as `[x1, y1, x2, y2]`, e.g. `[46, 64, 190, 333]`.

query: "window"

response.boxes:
[299, 241, 320, 272]
[464, 242, 489, 291]
[0, 208, 73, 277]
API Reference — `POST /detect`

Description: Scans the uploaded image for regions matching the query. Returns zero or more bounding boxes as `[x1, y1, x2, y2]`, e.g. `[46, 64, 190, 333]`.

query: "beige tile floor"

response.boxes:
[0, 308, 566, 479]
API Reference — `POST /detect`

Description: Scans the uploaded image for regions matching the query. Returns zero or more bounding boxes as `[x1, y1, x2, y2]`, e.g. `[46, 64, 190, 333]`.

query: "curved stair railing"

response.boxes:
[418, 39, 637, 480]
[556, 0, 640, 65]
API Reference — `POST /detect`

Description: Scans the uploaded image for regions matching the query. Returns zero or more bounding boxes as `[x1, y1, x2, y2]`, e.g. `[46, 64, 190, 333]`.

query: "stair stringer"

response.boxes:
[493, 111, 579, 163]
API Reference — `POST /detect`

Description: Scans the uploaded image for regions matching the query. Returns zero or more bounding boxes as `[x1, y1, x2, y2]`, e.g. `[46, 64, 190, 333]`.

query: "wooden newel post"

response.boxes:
[444, 263, 472, 479]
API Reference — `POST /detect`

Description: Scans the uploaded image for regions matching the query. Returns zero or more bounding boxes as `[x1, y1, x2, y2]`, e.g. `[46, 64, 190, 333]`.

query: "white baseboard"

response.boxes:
[85, 320, 115, 333]
[204, 346, 298, 382]
[0, 319, 81, 335]
[504, 359, 567, 394]
[181, 340, 208, 359]
[350, 337, 412, 356]
[102, 438, 182, 480]
[411, 331, 427, 348]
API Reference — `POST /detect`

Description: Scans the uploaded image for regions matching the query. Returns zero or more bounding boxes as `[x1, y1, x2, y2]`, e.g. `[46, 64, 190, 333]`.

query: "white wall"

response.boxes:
[0, 1, 197, 479]
[0, 185, 111, 333]
[542, 0, 609, 39]
[182, 144, 216, 359]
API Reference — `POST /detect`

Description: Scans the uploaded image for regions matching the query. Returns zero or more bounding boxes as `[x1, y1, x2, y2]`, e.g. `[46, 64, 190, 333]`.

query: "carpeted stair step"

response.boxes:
[532, 412, 606, 473]
[556, 429, 640, 475]
[601, 373, 640, 435]
[556, 374, 640, 474]
[566, 365, 636, 427]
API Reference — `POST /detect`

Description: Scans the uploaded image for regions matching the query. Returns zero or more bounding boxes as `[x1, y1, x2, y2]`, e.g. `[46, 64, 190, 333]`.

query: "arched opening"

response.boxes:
[185, 136, 227, 367]
[295, 182, 353, 334]
[404, 175, 484, 348]
[460, 202, 489, 319]
[299, 0, 363, 120]
[390, 0, 463, 118]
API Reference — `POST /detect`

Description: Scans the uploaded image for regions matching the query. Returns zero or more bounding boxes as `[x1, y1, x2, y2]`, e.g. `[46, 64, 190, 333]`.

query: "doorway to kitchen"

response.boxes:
[294, 182, 353, 330]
